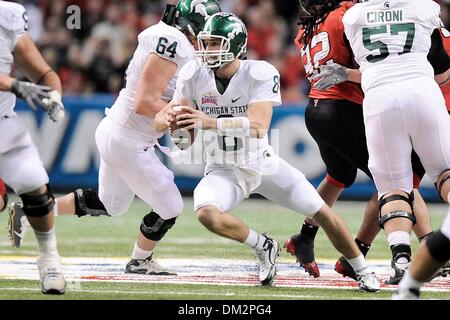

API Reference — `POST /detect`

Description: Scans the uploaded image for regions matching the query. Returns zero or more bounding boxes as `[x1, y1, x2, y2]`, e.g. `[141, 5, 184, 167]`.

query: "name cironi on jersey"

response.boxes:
[174, 59, 282, 170]
[108, 21, 194, 142]
[343, 0, 441, 94]
[0, 1, 28, 116]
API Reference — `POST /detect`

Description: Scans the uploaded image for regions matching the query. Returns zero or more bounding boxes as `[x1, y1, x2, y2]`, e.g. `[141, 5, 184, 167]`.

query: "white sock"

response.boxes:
[53, 201, 59, 217]
[244, 229, 264, 250]
[387, 231, 411, 247]
[398, 270, 422, 291]
[34, 227, 58, 256]
[131, 242, 153, 260]
[346, 254, 367, 276]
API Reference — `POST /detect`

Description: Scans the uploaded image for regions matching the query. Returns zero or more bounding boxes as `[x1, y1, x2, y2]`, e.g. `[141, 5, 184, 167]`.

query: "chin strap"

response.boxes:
[161, 4, 177, 26]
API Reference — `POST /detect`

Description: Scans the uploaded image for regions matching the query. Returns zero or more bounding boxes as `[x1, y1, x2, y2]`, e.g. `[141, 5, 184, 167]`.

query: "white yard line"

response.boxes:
[0, 256, 448, 293]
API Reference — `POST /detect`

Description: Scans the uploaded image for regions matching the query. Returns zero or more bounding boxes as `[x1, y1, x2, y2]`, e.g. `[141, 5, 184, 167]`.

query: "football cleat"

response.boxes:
[7, 202, 31, 248]
[284, 235, 320, 278]
[37, 254, 66, 294]
[125, 254, 177, 275]
[255, 234, 280, 286]
[432, 262, 450, 279]
[357, 272, 381, 292]
[334, 255, 358, 281]
[392, 288, 420, 300]
[385, 259, 409, 285]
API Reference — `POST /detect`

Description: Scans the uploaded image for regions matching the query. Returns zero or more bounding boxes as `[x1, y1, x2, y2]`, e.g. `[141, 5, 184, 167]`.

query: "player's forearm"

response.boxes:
[38, 70, 62, 94]
[0, 74, 14, 91]
[346, 68, 361, 83]
[13, 34, 61, 92]
[134, 96, 167, 118]
[435, 68, 450, 86]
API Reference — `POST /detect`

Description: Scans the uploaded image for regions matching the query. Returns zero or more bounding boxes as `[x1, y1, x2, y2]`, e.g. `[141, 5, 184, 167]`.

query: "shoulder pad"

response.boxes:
[178, 60, 199, 82]
[416, 0, 441, 23]
[248, 61, 279, 81]
[340, 1, 354, 11]
[342, 4, 359, 26]
[139, 23, 193, 60]
[0, 2, 27, 31]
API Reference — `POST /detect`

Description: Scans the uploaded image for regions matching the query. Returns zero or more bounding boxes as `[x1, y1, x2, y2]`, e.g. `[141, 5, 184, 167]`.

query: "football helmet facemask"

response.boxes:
[196, 12, 248, 69]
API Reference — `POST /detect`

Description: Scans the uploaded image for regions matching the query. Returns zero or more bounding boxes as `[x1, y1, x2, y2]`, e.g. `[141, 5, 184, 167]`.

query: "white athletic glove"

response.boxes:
[43, 90, 65, 122]
[312, 63, 349, 91]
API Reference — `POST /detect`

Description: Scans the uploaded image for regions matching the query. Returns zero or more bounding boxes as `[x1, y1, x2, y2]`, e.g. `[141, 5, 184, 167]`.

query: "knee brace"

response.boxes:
[378, 192, 416, 229]
[426, 230, 450, 263]
[20, 184, 55, 217]
[140, 210, 176, 241]
[74, 188, 109, 217]
[436, 169, 450, 201]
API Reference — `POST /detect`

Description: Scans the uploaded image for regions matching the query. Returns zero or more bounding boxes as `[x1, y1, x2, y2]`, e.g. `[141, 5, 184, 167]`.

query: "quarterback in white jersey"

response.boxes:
[0, 0, 66, 294]
[5, 1, 224, 276]
[342, 0, 450, 297]
[171, 12, 380, 291]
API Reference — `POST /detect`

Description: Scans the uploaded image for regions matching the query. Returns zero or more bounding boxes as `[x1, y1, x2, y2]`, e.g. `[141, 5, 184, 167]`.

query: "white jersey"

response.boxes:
[343, 0, 441, 93]
[109, 21, 194, 142]
[174, 59, 282, 169]
[0, 1, 27, 116]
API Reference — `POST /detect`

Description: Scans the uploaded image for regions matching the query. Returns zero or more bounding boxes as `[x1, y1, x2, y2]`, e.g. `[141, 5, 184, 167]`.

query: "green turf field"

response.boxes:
[1, 196, 449, 300]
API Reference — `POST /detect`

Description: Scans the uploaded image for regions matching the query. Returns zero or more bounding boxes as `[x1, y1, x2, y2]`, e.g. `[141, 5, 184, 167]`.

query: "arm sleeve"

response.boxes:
[249, 64, 282, 106]
[173, 64, 194, 102]
[427, 29, 450, 75]
[140, 34, 187, 65]
[10, 8, 28, 49]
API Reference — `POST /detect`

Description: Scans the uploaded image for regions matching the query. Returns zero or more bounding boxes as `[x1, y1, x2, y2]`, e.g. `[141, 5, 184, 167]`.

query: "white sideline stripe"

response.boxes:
[0, 287, 382, 300]
[0, 255, 392, 264]
[1, 256, 449, 293]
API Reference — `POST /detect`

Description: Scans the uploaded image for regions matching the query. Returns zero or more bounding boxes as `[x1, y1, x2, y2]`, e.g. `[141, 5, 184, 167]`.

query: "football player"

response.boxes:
[0, 75, 62, 213]
[8, 0, 222, 276]
[340, 0, 450, 299]
[169, 12, 380, 291]
[0, 1, 65, 294]
[286, 0, 434, 284]
[312, 22, 450, 282]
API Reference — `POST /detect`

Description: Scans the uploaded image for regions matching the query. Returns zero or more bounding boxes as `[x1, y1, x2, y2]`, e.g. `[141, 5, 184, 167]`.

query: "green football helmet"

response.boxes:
[175, 0, 222, 38]
[196, 12, 248, 69]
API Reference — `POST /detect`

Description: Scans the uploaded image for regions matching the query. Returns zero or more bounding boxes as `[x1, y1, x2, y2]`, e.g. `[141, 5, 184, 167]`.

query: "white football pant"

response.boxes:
[0, 114, 49, 194]
[194, 148, 324, 217]
[363, 77, 450, 196]
[95, 116, 183, 219]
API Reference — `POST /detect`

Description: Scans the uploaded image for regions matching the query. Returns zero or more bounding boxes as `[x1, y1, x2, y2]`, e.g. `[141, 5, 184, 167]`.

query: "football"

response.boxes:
[169, 101, 197, 151]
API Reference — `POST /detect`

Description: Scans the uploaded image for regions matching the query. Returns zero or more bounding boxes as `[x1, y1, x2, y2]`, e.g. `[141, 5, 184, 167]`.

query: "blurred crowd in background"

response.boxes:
[11, 0, 450, 104]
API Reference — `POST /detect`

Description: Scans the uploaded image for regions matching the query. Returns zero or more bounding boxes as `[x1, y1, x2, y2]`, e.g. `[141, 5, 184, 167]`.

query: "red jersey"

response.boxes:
[439, 28, 450, 111]
[295, 2, 363, 105]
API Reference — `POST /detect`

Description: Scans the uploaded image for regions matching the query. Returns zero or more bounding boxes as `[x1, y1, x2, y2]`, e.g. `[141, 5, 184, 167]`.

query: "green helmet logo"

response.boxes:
[175, 0, 222, 38]
[196, 13, 248, 69]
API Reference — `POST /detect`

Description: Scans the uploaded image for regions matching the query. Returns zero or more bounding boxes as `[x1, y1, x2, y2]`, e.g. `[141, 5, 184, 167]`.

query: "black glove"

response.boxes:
[11, 80, 52, 111]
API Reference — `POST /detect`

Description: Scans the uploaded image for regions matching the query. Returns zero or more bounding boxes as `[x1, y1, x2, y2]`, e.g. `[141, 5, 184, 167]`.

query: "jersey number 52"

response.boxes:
[301, 32, 333, 80]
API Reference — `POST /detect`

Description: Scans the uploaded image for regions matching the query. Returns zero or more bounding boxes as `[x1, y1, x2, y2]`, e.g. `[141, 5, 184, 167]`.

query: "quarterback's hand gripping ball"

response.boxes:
[169, 99, 196, 150]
